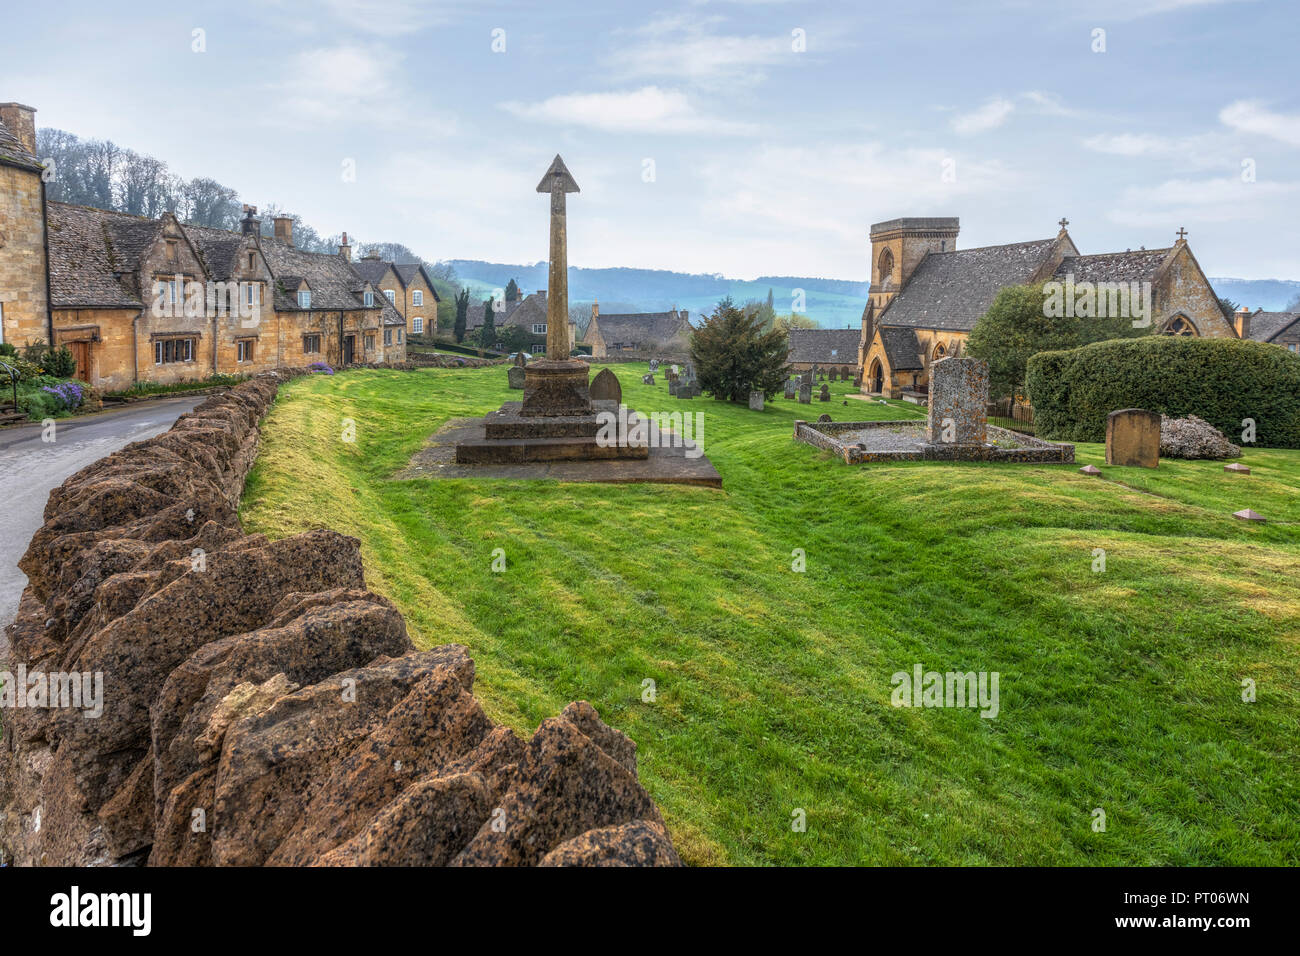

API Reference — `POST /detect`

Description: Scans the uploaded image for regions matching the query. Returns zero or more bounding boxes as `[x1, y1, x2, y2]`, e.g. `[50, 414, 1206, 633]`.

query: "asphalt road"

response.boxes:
[0, 397, 202, 631]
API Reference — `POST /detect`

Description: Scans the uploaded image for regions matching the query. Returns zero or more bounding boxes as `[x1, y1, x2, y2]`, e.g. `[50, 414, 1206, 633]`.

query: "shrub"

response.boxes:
[1026, 336, 1300, 447]
[690, 296, 789, 402]
[42, 380, 86, 411]
[0, 342, 16, 358]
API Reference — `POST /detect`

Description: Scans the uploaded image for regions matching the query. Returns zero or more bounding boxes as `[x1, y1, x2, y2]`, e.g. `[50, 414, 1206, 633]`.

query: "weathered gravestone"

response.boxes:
[1105, 409, 1160, 468]
[513, 351, 527, 368]
[642, 373, 655, 385]
[507, 366, 526, 389]
[817, 413, 832, 423]
[784, 378, 797, 400]
[648, 359, 659, 371]
[926, 357, 988, 446]
[798, 383, 811, 404]
[829, 368, 838, 382]
[590, 367, 621, 403]
[818, 385, 830, 402]
[749, 391, 764, 411]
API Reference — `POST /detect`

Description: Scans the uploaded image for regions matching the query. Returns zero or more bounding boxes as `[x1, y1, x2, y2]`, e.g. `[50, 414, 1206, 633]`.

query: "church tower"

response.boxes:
[858, 217, 959, 372]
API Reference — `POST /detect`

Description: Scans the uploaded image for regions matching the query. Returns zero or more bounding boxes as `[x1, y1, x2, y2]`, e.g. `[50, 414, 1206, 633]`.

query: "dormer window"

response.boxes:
[298, 290, 311, 309]
[364, 290, 375, 307]
[384, 289, 395, 303]
[413, 290, 423, 306]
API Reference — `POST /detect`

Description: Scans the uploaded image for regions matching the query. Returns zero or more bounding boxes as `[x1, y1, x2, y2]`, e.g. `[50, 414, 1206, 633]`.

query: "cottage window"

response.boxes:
[532, 324, 546, 335]
[365, 334, 375, 351]
[384, 289, 396, 303]
[237, 339, 254, 363]
[398, 329, 404, 343]
[303, 334, 322, 354]
[412, 316, 424, 334]
[384, 329, 393, 346]
[413, 290, 423, 306]
[298, 290, 311, 309]
[364, 291, 375, 307]
[245, 283, 258, 306]
[154, 337, 195, 365]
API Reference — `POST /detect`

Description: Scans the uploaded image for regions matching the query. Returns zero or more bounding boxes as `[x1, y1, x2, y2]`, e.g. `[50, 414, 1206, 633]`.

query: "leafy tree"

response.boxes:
[481, 298, 496, 348]
[453, 288, 469, 343]
[1218, 296, 1241, 319]
[496, 325, 529, 354]
[505, 278, 519, 303]
[689, 296, 789, 402]
[967, 282, 1143, 399]
[774, 313, 818, 331]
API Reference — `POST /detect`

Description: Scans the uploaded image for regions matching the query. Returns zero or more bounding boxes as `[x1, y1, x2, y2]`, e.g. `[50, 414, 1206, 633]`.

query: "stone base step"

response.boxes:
[455, 435, 649, 464]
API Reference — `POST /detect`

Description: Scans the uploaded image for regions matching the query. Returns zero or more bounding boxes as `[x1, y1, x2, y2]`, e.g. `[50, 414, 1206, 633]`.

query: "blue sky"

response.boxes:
[2, 0, 1297, 281]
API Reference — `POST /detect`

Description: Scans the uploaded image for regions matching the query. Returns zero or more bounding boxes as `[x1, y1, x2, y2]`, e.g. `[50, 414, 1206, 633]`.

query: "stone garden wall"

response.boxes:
[0, 368, 679, 867]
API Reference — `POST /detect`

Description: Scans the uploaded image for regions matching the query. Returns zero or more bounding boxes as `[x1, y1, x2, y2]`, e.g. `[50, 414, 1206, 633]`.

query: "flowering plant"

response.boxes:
[309, 362, 335, 375]
[41, 381, 85, 411]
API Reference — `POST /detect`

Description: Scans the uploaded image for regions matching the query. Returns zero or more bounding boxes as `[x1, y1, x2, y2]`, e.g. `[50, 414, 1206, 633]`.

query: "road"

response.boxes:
[0, 397, 202, 631]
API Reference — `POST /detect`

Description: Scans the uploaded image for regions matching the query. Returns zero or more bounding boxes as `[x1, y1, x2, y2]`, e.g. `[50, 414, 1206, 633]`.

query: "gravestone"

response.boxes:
[784, 378, 797, 400]
[817, 414, 832, 423]
[513, 351, 527, 368]
[507, 366, 526, 389]
[829, 368, 838, 382]
[926, 357, 988, 446]
[590, 367, 621, 402]
[798, 383, 811, 404]
[854, 370, 863, 388]
[749, 391, 764, 411]
[1105, 408, 1160, 468]
[642, 373, 655, 385]
[818, 385, 830, 402]
[648, 359, 659, 371]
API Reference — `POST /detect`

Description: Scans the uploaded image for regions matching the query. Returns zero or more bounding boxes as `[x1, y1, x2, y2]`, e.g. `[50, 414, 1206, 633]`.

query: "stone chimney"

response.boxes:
[240, 204, 260, 235]
[0, 102, 37, 155]
[362, 249, 381, 261]
[1235, 305, 1252, 339]
[591, 298, 599, 319]
[339, 232, 351, 262]
[273, 216, 294, 247]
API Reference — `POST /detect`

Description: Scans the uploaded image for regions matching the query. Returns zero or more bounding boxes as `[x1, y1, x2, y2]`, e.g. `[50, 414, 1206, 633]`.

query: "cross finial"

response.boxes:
[1058, 217, 1069, 230]
[1176, 226, 1188, 241]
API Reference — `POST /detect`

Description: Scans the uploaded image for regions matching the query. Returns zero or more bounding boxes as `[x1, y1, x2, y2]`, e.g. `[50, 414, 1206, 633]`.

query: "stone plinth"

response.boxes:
[926, 357, 988, 445]
[1105, 408, 1160, 467]
[520, 359, 592, 417]
[456, 399, 648, 464]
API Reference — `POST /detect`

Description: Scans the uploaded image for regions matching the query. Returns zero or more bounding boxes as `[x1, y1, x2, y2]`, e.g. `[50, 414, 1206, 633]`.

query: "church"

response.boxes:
[857, 217, 1239, 399]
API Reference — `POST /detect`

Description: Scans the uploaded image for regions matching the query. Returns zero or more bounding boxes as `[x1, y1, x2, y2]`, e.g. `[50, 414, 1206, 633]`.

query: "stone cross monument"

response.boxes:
[520, 155, 591, 417]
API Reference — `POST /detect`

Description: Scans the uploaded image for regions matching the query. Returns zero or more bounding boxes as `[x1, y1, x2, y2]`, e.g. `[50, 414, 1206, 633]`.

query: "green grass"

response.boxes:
[240, 364, 1300, 866]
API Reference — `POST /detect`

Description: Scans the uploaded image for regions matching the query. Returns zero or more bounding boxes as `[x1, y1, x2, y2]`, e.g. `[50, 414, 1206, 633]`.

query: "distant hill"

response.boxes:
[445, 260, 1297, 328]
[1208, 278, 1300, 312]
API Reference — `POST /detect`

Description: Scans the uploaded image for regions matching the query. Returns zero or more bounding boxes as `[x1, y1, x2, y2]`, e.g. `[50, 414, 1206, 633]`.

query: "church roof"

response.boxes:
[879, 326, 923, 370]
[878, 237, 1059, 332]
[786, 328, 860, 365]
[1054, 249, 1171, 284]
[1246, 310, 1300, 342]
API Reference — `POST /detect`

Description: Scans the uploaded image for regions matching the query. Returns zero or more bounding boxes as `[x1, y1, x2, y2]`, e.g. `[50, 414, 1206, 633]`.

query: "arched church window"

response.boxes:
[932, 342, 946, 361]
[878, 249, 894, 283]
[1162, 315, 1197, 336]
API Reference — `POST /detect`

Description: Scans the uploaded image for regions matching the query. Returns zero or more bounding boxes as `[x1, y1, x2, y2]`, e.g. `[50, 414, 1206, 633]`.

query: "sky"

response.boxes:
[2, 0, 1297, 282]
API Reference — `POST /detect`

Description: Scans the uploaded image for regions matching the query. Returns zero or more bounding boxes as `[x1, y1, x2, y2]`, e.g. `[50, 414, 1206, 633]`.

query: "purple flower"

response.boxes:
[309, 362, 335, 375]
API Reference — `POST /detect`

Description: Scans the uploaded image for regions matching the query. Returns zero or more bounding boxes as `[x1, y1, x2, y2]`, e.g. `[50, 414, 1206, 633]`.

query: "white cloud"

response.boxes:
[499, 87, 756, 135]
[605, 14, 803, 88]
[1107, 175, 1299, 227]
[951, 98, 1015, 135]
[1219, 100, 1300, 147]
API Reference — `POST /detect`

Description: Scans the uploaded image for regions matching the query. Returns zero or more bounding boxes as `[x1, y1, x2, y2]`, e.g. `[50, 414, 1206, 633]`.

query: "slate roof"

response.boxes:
[786, 328, 861, 365]
[46, 201, 163, 308]
[590, 310, 690, 347]
[1054, 249, 1170, 284]
[0, 115, 41, 172]
[1246, 311, 1300, 343]
[877, 238, 1059, 332]
[394, 263, 440, 299]
[184, 224, 250, 281]
[879, 326, 923, 370]
[467, 292, 547, 331]
[259, 237, 383, 317]
[352, 258, 395, 286]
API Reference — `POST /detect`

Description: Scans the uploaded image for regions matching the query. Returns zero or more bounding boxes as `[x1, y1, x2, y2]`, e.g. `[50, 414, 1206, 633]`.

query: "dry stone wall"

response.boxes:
[0, 368, 679, 867]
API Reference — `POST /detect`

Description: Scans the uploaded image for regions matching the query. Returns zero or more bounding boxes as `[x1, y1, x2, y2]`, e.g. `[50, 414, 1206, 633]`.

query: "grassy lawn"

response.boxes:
[239, 364, 1300, 866]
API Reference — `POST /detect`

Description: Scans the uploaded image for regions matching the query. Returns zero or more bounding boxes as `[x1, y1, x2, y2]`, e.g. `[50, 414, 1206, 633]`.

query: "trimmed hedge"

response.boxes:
[1027, 336, 1300, 448]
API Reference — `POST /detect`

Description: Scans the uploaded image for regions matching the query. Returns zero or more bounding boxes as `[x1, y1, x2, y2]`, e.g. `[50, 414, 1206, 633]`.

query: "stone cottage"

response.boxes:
[584, 303, 692, 360]
[353, 252, 440, 338]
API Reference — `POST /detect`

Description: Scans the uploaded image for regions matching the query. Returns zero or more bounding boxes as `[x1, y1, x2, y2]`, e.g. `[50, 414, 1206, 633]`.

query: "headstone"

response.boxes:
[648, 359, 659, 371]
[590, 367, 621, 402]
[854, 370, 863, 388]
[642, 373, 655, 386]
[817, 413, 832, 423]
[1105, 408, 1160, 468]
[798, 383, 811, 404]
[1224, 463, 1250, 474]
[926, 357, 988, 446]
[671, 365, 680, 376]
[818, 385, 830, 402]
[666, 369, 679, 384]
[507, 366, 525, 389]
[801, 369, 813, 386]
[829, 368, 838, 382]
[513, 351, 527, 368]
[1079, 464, 1101, 475]
[749, 391, 764, 411]
[783, 378, 797, 400]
